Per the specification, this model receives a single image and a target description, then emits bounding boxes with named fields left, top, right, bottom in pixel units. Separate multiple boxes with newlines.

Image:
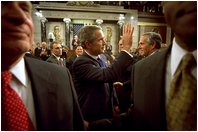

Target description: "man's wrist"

left=121, top=50, right=133, bottom=58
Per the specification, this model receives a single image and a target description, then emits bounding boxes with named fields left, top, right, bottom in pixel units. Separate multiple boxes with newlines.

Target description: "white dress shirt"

left=10, top=57, right=37, bottom=129
left=165, top=38, right=197, bottom=104
left=84, top=50, right=98, bottom=60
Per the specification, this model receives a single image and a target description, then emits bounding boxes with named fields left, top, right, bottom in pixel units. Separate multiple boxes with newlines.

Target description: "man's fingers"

left=122, top=23, right=134, bottom=35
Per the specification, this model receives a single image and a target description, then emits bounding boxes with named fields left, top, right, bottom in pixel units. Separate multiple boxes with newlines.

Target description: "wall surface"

left=32, top=2, right=169, bottom=55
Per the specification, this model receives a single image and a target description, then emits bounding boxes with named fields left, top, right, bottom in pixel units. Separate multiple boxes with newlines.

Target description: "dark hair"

left=77, top=25, right=102, bottom=49
left=74, top=44, right=83, bottom=50
left=50, top=41, right=60, bottom=49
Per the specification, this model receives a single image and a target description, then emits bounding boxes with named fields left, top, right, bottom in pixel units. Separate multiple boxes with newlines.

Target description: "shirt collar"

left=170, top=38, right=197, bottom=76
left=52, top=53, right=60, bottom=60
left=149, top=50, right=158, bottom=56
left=85, top=50, right=98, bottom=60
left=10, top=58, right=27, bottom=87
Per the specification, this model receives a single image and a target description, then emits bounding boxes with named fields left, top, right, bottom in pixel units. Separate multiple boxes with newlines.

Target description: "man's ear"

left=151, top=41, right=157, bottom=49
left=85, top=40, right=91, bottom=49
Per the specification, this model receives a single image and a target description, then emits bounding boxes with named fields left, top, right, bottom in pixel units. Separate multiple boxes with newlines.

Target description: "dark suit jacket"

left=24, top=56, right=84, bottom=130
left=66, top=55, right=77, bottom=73
left=40, top=49, right=51, bottom=61
left=72, top=51, right=133, bottom=122
left=46, top=55, right=66, bottom=66
left=25, top=52, right=41, bottom=60
left=34, top=47, right=41, bottom=58
left=121, top=45, right=172, bottom=130
left=46, top=55, right=59, bottom=64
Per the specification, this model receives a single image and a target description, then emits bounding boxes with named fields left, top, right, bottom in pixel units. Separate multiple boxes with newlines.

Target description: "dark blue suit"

left=72, top=51, right=133, bottom=122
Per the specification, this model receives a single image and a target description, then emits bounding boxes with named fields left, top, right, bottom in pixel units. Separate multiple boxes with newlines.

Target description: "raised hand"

left=121, top=23, right=134, bottom=52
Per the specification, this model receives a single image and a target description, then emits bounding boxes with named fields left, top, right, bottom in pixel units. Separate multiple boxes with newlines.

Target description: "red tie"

left=1, top=71, right=35, bottom=131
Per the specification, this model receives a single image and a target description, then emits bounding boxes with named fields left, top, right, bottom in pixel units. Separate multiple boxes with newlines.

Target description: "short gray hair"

left=77, top=25, right=102, bottom=49
left=143, top=32, right=162, bottom=49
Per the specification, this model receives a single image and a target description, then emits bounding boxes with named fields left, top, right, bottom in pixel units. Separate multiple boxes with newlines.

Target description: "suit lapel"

left=144, top=45, right=172, bottom=129
left=83, top=52, right=100, bottom=66
left=52, top=55, right=59, bottom=64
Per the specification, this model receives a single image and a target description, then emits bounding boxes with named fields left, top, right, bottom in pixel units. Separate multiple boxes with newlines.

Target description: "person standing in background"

left=34, top=42, right=41, bottom=58
left=67, top=45, right=84, bottom=72
left=72, top=35, right=78, bottom=49
left=61, top=45, right=69, bottom=59
left=138, top=32, right=162, bottom=57
left=39, top=41, right=51, bottom=61
left=46, top=41, right=66, bottom=66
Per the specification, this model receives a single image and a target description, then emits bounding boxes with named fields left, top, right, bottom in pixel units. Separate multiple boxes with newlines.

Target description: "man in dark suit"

left=114, top=31, right=162, bottom=113
left=72, top=24, right=134, bottom=130
left=1, top=1, right=84, bottom=130
left=116, top=1, right=197, bottom=131
left=46, top=41, right=66, bottom=66
left=66, top=45, right=84, bottom=73
left=39, top=41, right=51, bottom=61
left=34, top=42, right=42, bottom=58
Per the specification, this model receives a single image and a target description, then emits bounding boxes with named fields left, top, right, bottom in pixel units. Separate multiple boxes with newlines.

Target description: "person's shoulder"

left=46, top=55, right=54, bottom=61
left=73, top=54, right=97, bottom=66
left=75, top=54, right=93, bottom=62
left=134, top=46, right=170, bottom=69
left=25, top=53, right=40, bottom=60
left=25, top=56, right=69, bottom=73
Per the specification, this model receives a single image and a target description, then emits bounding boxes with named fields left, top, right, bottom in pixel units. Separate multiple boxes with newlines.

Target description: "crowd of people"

left=32, top=41, right=83, bottom=71
left=1, top=1, right=196, bottom=131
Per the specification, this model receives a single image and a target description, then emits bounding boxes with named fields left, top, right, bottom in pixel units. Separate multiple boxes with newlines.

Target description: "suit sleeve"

left=73, top=51, right=133, bottom=82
